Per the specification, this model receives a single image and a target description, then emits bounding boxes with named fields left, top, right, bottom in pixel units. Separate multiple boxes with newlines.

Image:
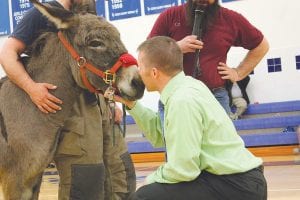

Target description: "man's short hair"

left=137, top=36, right=183, bottom=76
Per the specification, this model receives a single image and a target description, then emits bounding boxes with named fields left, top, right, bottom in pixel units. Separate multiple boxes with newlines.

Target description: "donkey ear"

left=30, top=0, right=77, bottom=29
left=70, top=0, right=97, bottom=15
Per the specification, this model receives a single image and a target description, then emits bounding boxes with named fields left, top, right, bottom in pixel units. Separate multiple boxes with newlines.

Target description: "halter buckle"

left=77, top=57, right=87, bottom=67
left=104, top=70, right=116, bottom=84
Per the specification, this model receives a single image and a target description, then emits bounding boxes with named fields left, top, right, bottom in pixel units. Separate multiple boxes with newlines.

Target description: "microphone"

left=192, top=6, right=205, bottom=78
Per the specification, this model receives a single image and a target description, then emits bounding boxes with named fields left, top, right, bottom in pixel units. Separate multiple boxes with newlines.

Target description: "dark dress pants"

left=131, top=166, right=267, bottom=200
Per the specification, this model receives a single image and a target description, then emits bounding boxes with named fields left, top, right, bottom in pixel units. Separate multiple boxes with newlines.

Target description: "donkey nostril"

left=131, top=78, right=145, bottom=89
left=131, top=79, right=138, bottom=87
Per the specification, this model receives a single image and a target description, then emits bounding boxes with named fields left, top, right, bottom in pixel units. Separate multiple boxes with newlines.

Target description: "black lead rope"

left=106, top=84, right=127, bottom=146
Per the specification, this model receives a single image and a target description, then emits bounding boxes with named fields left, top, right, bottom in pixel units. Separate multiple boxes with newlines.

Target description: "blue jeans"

left=211, top=87, right=231, bottom=115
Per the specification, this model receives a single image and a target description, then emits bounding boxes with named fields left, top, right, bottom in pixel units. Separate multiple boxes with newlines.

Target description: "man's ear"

left=151, top=67, right=159, bottom=79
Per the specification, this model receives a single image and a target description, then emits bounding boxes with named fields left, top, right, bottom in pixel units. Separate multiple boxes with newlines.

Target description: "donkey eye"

left=89, top=40, right=104, bottom=47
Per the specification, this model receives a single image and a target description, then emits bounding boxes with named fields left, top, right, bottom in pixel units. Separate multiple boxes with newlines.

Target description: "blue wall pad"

left=233, top=115, right=300, bottom=130
left=127, top=141, right=165, bottom=153
left=127, top=132, right=299, bottom=153
left=124, top=101, right=300, bottom=125
left=240, top=132, right=298, bottom=147
left=126, top=114, right=300, bottom=131
left=123, top=115, right=135, bottom=125
left=244, top=100, right=300, bottom=115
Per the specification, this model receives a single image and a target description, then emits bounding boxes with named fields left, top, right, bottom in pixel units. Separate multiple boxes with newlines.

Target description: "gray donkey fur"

left=0, top=0, right=144, bottom=199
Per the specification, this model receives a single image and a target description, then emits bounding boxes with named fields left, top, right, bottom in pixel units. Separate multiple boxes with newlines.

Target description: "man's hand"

left=177, top=35, right=203, bottom=53
left=217, top=62, right=240, bottom=82
left=112, top=95, right=136, bottom=110
left=28, top=82, right=63, bottom=113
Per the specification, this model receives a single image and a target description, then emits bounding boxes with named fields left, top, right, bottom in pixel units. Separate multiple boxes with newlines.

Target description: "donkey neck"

left=27, top=33, right=83, bottom=126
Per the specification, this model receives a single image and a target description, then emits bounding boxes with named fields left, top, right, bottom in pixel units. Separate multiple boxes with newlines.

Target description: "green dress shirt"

left=128, top=72, right=262, bottom=184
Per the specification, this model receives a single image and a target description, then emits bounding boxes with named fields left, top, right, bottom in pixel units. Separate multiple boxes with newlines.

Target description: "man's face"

left=137, top=52, right=156, bottom=92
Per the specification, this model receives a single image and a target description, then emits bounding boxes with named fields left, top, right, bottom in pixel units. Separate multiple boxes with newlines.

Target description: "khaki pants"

left=54, top=93, right=135, bottom=200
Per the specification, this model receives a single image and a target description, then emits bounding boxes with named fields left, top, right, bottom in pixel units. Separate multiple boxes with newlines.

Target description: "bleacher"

left=125, top=100, right=300, bottom=162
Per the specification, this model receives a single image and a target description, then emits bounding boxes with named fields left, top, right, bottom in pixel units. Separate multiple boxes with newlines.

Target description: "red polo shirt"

left=148, top=4, right=263, bottom=89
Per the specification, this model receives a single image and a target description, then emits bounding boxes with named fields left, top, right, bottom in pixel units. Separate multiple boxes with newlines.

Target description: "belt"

left=254, top=165, right=264, bottom=173
left=199, top=165, right=264, bottom=178
left=210, top=86, right=225, bottom=92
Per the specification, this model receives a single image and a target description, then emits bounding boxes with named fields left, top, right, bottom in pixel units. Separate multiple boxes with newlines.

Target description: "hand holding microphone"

left=177, top=35, right=203, bottom=54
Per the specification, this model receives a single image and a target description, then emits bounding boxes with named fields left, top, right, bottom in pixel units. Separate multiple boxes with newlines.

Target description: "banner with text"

left=108, top=0, right=141, bottom=21
left=144, top=0, right=178, bottom=15
left=11, top=0, right=105, bottom=30
left=11, top=0, right=34, bottom=30
left=0, top=0, right=11, bottom=35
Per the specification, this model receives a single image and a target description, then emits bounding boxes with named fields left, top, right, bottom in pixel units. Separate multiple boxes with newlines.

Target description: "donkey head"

left=30, top=0, right=145, bottom=101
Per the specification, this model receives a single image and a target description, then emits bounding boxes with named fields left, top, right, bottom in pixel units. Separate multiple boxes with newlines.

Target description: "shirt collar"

left=160, top=71, right=185, bottom=105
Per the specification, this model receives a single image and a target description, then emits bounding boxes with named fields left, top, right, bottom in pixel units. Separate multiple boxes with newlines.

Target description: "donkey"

left=0, top=0, right=144, bottom=199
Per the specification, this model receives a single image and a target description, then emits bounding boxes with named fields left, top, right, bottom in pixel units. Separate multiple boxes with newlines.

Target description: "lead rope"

left=106, top=84, right=117, bottom=145
left=121, top=103, right=126, bottom=137
left=105, top=84, right=127, bottom=145
left=110, top=103, right=127, bottom=145
left=117, top=104, right=127, bottom=138
left=110, top=102, right=116, bottom=145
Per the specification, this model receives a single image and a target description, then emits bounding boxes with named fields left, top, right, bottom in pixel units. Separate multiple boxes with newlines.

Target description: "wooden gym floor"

left=0, top=154, right=299, bottom=200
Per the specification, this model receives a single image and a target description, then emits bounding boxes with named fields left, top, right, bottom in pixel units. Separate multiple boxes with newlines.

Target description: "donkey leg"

left=29, top=172, right=43, bottom=200
left=2, top=176, right=32, bottom=200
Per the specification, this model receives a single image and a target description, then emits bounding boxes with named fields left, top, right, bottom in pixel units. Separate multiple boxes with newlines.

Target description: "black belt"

left=253, top=165, right=264, bottom=173
left=210, top=86, right=225, bottom=92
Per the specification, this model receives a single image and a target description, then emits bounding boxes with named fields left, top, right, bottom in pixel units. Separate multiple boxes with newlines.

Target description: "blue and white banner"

left=108, top=0, right=141, bottom=21
left=11, top=0, right=102, bottom=30
left=0, top=0, right=11, bottom=35
left=144, top=0, right=177, bottom=15
left=96, top=0, right=106, bottom=17
left=11, top=0, right=34, bottom=30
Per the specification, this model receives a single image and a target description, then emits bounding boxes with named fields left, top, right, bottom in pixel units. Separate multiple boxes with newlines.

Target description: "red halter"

left=57, top=31, right=138, bottom=93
